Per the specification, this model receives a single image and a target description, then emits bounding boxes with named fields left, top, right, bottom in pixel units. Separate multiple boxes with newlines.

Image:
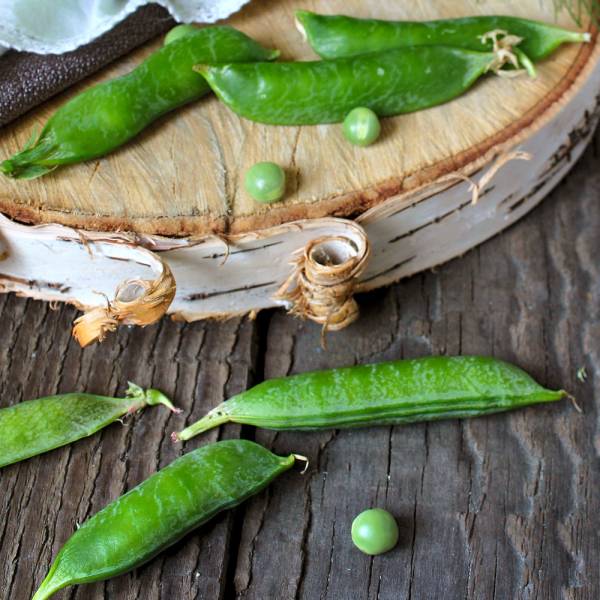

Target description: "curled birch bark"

left=274, top=224, right=370, bottom=332
left=72, top=252, right=175, bottom=346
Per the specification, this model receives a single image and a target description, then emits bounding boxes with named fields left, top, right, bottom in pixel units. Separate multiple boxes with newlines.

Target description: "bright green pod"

left=32, top=440, right=298, bottom=600
left=1, top=27, right=278, bottom=180
left=197, top=46, right=497, bottom=126
left=175, top=356, right=566, bottom=440
left=295, top=11, right=591, bottom=61
left=0, top=383, right=178, bottom=468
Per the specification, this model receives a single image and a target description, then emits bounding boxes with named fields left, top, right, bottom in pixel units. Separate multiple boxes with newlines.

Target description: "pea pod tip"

left=31, top=576, right=66, bottom=600
left=0, top=157, right=55, bottom=180
left=0, top=159, right=12, bottom=175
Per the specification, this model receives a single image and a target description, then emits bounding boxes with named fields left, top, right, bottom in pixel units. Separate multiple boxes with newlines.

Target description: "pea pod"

left=1, top=27, right=278, bottom=180
left=0, top=383, right=177, bottom=468
left=32, top=440, right=298, bottom=600
left=295, top=11, right=591, bottom=61
left=197, top=46, right=500, bottom=126
left=174, top=356, right=565, bottom=440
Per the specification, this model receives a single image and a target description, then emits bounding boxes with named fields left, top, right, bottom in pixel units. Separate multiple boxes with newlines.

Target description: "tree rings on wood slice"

left=0, top=0, right=599, bottom=342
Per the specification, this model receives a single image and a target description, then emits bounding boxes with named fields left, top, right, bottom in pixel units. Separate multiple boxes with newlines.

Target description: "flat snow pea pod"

left=0, top=383, right=177, bottom=468
left=1, top=27, right=278, bottom=180
left=174, top=356, right=565, bottom=440
left=197, top=46, right=499, bottom=126
left=31, top=440, right=298, bottom=600
left=295, top=11, right=590, bottom=61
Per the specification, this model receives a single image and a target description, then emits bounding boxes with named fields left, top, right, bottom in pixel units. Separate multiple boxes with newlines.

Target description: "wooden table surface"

left=1, top=130, right=599, bottom=600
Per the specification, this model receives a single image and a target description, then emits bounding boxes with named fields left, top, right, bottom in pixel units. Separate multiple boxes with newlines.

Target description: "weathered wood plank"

left=0, top=308, right=258, bottom=600
left=230, top=131, right=600, bottom=599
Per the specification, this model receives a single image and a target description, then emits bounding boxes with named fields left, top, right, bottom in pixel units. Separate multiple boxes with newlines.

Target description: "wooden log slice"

left=0, top=0, right=599, bottom=339
left=0, top=0, right=595, bottom=236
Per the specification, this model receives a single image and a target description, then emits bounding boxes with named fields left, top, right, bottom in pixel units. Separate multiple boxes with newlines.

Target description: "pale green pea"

left=343, top=107, right=381, bottom=147
left=244, top=162, right=286, bottom=203
left=351, top=508, right=399, bottom=555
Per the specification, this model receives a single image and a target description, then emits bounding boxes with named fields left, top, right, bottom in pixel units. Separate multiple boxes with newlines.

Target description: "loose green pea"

left=164, top=24, right=199, bottom=46
left=244, top=161, right=286, bottom=203
left=343, top=107, right=381, bottom=147
left=351, top=508, right=399, bottom=555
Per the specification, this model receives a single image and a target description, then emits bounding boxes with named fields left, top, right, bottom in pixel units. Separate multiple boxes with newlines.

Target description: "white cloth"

left=0, top=0, right=251, bottom=55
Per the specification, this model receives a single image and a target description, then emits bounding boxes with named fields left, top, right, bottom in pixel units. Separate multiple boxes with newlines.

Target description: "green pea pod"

left=0, top=383, right=178, bottom=468
left=197, top=45, right=498, bottom=126
left=295, top=11, right=591, bottom=61
left=174, top=356, right=565, bottom=440
left=1, top=27, right=278, bottom=180
left=32, top=440, right=298, bottom=600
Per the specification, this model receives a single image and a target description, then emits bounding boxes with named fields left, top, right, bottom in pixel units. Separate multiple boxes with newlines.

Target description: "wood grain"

left=0, top=0, right=589, bottom=235
left=1, top=129, right=599, bottom=599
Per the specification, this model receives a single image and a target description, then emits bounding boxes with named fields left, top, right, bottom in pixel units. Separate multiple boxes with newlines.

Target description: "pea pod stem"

left=125, top=382, right=181, bottom=414
left=0, top=384, right=177, bottom=468
left=173, top=409, right=232, bottom=441
left=513, top=47, right=537, bottom=78
left=174, top=356, right=566, bottom=441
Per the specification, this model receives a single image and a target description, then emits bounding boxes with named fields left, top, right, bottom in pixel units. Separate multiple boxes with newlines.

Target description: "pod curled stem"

left=564, top=391, right=582, bottom=413
left=293, top=454, right=310, bottom=474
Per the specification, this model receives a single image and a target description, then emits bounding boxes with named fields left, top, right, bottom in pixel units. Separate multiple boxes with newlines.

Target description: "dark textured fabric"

left=0, top=4, right=175, bottom=127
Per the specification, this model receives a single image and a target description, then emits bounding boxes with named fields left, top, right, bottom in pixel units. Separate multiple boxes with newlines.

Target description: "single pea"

left=244, top=162, right=286, bottom=203
left=164, top=24, right=199, bottom=46
left=342, top=107, right=381, bottom=147
left=351, top=508, right=399, bottom=555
